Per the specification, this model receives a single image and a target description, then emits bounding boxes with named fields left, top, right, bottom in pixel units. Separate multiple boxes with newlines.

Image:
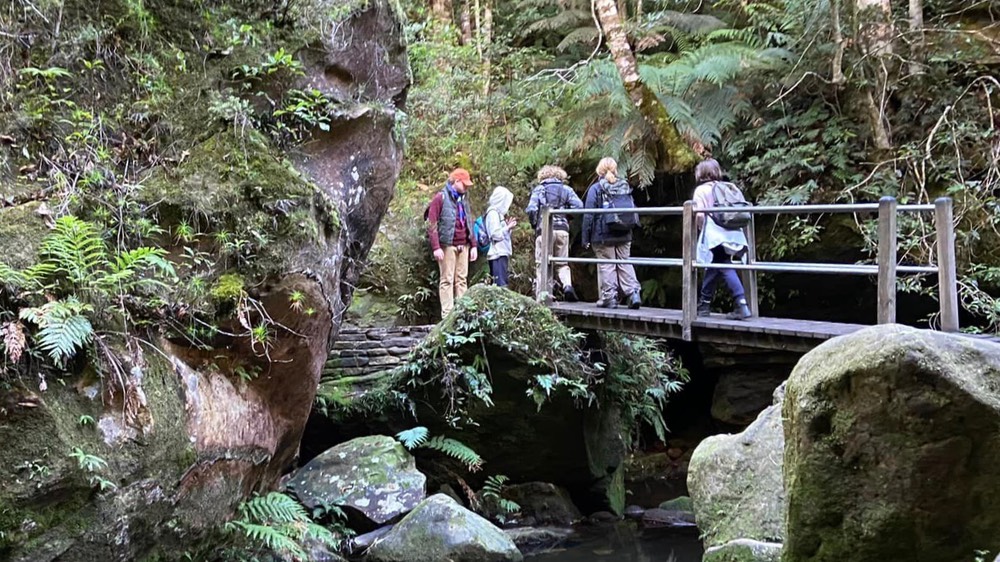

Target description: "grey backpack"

left=710, top=181, right=752, bottom=230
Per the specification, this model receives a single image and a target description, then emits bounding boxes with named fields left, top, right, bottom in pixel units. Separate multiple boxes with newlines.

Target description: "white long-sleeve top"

left=692, top=181, right=748, bottom=264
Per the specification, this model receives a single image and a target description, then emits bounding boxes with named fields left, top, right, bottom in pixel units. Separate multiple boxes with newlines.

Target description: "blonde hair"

left=536, top=165, right=568, bottom=183
left=596, top=157, right=618, bottom=183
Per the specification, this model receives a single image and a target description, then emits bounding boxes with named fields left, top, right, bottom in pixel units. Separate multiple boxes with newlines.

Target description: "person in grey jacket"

left=485, top=186, right=517, bottom=287
left=525, top=165, right=583, bottom=301
left=581, top=157, right=641, bottom=309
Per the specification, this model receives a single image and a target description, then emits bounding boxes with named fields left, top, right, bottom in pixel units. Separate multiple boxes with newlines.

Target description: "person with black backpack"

left=581, top=157, right=642, bottom=309
left=526, top=165, right=583, bottom=301
left=693, top=158, right=752, bottom=320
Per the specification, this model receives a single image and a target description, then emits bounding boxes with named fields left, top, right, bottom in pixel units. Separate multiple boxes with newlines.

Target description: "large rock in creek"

left=0, top=0, right=407, bottom=559
left=288, top=435, right=425, bottom=527
left=366, top=494, right=524, bottom=562
left=688, top=383, right=785, bottom=551
left=783, top=325, right=1000, bottom=562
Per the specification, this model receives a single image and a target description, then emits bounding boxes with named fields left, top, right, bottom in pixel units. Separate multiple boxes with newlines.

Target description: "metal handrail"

left=535, top=196, right=960, bottom=339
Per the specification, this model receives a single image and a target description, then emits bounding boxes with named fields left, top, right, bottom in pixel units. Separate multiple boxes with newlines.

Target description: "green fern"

left=482, top=474, right=520, bottom=514
left=423, top=436, right=484, bottom=472
left=395, top=426, right=430, bottom=449
left=38, top=216, right=108, bottom=288
left=226, top=492, right=338, bottom=559
left=19, top=298, right=93, bottom=366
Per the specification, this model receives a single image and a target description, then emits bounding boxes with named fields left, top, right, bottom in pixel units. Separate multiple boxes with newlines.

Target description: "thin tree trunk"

left=460, top=0, right=473, bottom=45
left=431, top=0, right=453, bottom=23
left=855, top=0, right=894, bottom=151
left=908, top=0, right=925, bottom=74
left=482, top=0, right=493, bottom=95
left=830, top=0, right=846, bottom=85
left=594, top=0, right=698, bottom=172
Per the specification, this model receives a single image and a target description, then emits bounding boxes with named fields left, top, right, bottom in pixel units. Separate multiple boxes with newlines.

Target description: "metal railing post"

left=745, top=214, right=759, bottom=317
left=935, top=197, right=959, bottom=332
left=682, top=201, right=696, bottom=341
left=536, top=207, right=553, bottom=303
left=877, top=196, right=898, bottom=324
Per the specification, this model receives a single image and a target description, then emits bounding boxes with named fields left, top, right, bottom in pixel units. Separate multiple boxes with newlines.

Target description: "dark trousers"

left=701, top=247, right=745, bottom=302
left=489, top=256, right=510, bottom=287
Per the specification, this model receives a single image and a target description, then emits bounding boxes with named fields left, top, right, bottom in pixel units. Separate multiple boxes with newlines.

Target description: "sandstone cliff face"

left=0, top=0, right=407, bottom=559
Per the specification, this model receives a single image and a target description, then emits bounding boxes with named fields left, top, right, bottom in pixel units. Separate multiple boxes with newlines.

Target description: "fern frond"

left=19, top=298, right=94, bottom=366
left=557, top=27, right=600, bottom=52
left=422, top=436, right=484, bottom=472
left=39, top=216, right=108, bottom=286
left=240, top=492, right=309, bottom=524
left=0, top=262, right=25, bottom=289
left=395, top=426, right=430, bottom=449
left=228, top=522, right=306, bottom=558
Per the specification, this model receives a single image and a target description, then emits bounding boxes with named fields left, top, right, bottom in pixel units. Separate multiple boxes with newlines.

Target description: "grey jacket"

left=525, top=179, right=583, bottom=235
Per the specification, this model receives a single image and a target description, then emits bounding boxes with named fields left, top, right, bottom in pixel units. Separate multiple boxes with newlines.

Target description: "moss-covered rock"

left=287, top=435, right=426, bottom=527
left=0, top=202, right=50, bottom=269
left=783, top=325, right=1000, bottom=562
left=687, top=383, right=785, bottom=549
left=704, top=539, right=782, bottom=562
left=366, top=494, right=523, bottom=562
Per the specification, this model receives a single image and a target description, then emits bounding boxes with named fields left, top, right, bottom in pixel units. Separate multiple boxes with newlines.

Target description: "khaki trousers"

left=438, top=245, right=469, bottom=318
left=594, top=243, right=640, bottom=302
left=534, top=230, right=572, bottom=292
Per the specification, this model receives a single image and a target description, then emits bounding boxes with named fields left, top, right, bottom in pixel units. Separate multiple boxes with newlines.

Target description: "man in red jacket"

left=427, top=168, right=478, bottom=318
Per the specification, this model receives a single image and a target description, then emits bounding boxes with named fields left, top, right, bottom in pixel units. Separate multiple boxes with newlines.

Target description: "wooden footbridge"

left=535, top=197, right=961, bottom=352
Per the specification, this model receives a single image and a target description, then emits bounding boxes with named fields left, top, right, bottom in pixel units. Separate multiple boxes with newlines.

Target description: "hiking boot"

left=628, top=291, right=641, bottom=310
left=726, top=298, right=752, bottom=320
left=697, top=300, right=711, bottom=317
left=597, top=296, right=618, bottom=309
left=563, top=285, right=579, bottom=302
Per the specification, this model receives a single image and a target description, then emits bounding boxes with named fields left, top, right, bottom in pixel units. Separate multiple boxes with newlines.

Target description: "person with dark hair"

left=427, top=168, right=477, bottom=318
left=582, top=157, right=641, bottom=309
left=692, top=158, right=751, bottom=320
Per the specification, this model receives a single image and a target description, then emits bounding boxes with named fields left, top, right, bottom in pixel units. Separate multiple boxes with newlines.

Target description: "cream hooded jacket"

left=485, top=186, right=514, bottom=260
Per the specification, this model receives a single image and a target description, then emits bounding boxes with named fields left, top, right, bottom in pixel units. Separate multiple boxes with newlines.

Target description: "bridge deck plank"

left=549, top=302, right=868, bottom=345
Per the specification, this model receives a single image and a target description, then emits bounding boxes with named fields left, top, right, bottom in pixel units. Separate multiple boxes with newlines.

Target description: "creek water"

left=525, top=522, right=704, bottom=562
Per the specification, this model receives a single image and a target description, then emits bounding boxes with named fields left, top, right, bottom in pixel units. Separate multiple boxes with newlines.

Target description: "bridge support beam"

left=682, top=201, right=696, bottom=341
left=536, top=207, right=553, bottom=303
left=935, top=197, right=959, bottom=332
left=877, top=196, right=898, bottom=324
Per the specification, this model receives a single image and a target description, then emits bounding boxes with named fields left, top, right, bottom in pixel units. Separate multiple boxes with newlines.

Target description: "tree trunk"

left=854, top=0, right=894, bottom=151
left=431, top=0, right=453, bottom=24
left=482, top=0, right=493, bottom=95
left=593, top=0, right=698, bottom=172
left=460, top=0, right=473, bottom=45
left=830, top=0, right=846, bottom=85
left=908, top=0, right=925, bottom=75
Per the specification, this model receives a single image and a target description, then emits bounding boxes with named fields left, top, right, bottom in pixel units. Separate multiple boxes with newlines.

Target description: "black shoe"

left=697, top=300, right=711, bottom=317
left=597, top=297, right=618, bottom=309
left=563, top=285, right=578, bottom=302
left=628, top=291, right=641, bottom=310
left=726, top=298, right=752, bottom=320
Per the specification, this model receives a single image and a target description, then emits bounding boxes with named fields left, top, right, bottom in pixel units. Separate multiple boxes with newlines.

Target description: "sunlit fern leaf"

left=240, top=492, right=309, bottom=525
left=395, top=426, right=429, bottom=449
left=18, top=298, right=93, bottom=366
left=423, top=436, right=484, bottom=472
left=39, top=216, right=108, bottom=287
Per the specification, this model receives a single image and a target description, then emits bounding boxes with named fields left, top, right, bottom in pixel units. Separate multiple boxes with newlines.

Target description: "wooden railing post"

left=877, top=196, right=898, bottom=324
left=745, top=214, right=759, bottom=317
left=682, top=201, right=696, bottom=341
left=935, top=197, right=959, bottom=332
left=536, top=207, right=552, bottom=303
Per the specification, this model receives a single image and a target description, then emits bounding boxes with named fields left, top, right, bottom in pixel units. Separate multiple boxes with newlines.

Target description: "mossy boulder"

left=0, top=201, right=50, bottom=269
left=287, top=435, right=426, bottom=527
left=783, top=325, right=1000, bottom=562
left=688, top=383, right=785, bottom=550
left=366, top=494, right=523, bottom=562
left=704, top=539, right=782, bottom=562
left=500, top=482, right=582, bottom=526
left=403, top=286, right=628, bottom=515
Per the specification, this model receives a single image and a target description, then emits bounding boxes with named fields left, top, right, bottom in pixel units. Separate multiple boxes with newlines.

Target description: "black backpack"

left=599, top=183, right=639, bottom=233
left=710, top=181, right=752, bottom=230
